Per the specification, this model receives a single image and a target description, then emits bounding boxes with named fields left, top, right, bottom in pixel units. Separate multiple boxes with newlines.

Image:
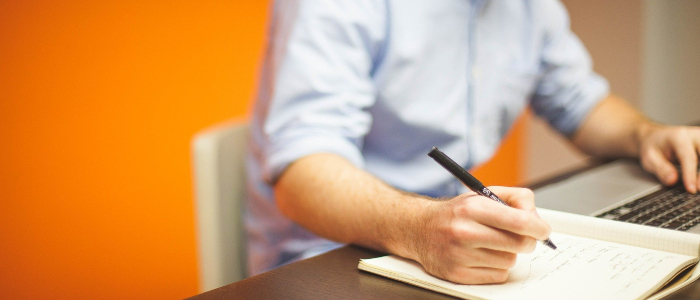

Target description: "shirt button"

left=472, top=66, right=482, bottom=80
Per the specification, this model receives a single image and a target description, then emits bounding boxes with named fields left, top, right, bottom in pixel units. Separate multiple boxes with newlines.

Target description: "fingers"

left=440, top=266, right=510, bottom=285
left=461, top=196, right=551, bottom=241
left=641, top=147, right=678, bottom=186
left=639, top=125, right=700, bottom=193
left=461, top=223, right=538, bottom=254
left=696, top=137, right=700, bottom=189
left=487, top=186, right=536, bottom=211
left=670, top=132, right=698, bottom=193
left=689, top=128, right=700, bottom=191
left=418, top=189, right=547, bottom=285
left=435, top=248, right=518, bottom=284
left=447, top=247, right=518, bottom=269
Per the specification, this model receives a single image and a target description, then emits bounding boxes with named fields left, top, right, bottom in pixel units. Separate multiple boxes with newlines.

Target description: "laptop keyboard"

left=596, top=185, right=700, bottom=231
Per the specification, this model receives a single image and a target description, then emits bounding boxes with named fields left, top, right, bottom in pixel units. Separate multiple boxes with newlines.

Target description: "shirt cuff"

left=549, top=75, right=609, bottom=136
left=263, top=134, right=365, bottom=184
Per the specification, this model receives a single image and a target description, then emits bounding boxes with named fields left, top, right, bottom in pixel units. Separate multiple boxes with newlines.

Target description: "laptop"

left=534, top=160, right=700, bottom=234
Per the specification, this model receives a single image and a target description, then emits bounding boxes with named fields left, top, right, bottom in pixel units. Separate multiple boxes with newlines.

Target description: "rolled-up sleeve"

left=530, top=1, right=610, bottom=137
left=259, top=0, right=386, bottom=183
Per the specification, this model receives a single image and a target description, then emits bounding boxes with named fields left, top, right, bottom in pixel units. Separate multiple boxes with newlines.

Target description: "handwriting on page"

left=515, top=235, right=673, bottom=289
left=453, top=232, right=694, bottom=300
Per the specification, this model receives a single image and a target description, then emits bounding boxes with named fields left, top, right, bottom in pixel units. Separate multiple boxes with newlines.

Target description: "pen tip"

left=543, top=239, right=558, bottom=251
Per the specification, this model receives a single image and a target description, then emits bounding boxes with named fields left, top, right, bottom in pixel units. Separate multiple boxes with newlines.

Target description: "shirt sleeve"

left=257, top=0, right=386, bottom=183
left=530, top=0, right=610, bottom=137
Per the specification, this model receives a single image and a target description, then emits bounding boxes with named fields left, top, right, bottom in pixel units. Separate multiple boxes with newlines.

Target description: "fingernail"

left=665, top=174, right=676, bottom=184
left=531, top=210, right=541, bottom=218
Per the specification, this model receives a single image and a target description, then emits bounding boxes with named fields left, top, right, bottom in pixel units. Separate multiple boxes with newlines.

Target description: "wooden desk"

left=186, top=244, right=700, bottom=300
left=187, top=162, right=700, bottom=300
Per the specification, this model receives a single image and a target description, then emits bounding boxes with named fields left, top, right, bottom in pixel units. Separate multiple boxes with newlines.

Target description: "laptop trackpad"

left=534, top=160, right=662, bottom=216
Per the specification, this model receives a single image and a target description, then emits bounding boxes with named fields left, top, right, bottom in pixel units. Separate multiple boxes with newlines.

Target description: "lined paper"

left=538, top=208, right=700, bottom=257
left=359, top=232, right=697, bottom=300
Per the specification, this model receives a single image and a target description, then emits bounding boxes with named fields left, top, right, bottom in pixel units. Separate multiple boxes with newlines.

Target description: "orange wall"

left=471, top=113, right=528, bottom=187
left=0, top=1, right=524, bottom=299
left=0, top=1, right=268, bottom=299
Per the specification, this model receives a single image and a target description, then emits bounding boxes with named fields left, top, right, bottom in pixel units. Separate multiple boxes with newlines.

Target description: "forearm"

left=571, top=95, right=655, bottom=158
left=274, top=153, right=551, bottom=284
left=274, top=153, right=430, bottom=260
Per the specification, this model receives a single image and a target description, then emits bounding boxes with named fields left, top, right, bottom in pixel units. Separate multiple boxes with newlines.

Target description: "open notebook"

left=358, top=209, right=700, bottom=300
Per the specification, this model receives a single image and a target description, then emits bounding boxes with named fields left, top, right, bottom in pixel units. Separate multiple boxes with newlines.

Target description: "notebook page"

left=538, top=208, right=700, bottom=257
left=648, top=265, right=700, bottom=300
left=359, top=232, right=697, bottom=300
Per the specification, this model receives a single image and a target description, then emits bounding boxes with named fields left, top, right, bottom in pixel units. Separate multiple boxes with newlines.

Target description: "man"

left=245, top=0, right=700, bottom=283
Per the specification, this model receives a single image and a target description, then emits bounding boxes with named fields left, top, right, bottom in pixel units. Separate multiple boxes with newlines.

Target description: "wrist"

left=383, top=194, right=435, bottom=262
left=633, top=120, right=661, bottom=157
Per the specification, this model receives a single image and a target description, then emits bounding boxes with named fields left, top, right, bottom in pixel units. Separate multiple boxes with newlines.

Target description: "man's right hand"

left=275, top=154, right=551, bottom=285
left=406, top=187, right=551, bottom=284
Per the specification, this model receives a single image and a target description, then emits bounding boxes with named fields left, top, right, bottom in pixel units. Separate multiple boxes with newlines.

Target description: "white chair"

left=191, top=121, right=248, bottom=292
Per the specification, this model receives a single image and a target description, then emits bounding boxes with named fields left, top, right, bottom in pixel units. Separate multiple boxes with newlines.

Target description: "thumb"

left=484, top=186, right=535, bottom=212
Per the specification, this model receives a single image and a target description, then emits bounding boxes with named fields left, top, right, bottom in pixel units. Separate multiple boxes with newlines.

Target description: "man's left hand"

left=637, top=123, right=700, bottom=193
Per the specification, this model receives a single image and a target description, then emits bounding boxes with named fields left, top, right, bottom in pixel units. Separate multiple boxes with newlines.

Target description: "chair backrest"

left=191, top=121, right=248, bottom=292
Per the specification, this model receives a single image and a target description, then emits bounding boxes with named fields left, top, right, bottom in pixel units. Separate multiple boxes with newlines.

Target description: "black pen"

left=428, top=147, right=557, bottom=251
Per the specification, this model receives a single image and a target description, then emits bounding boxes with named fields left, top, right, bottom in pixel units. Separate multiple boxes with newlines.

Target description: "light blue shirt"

left=246, top=0, right=609, bottom=275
